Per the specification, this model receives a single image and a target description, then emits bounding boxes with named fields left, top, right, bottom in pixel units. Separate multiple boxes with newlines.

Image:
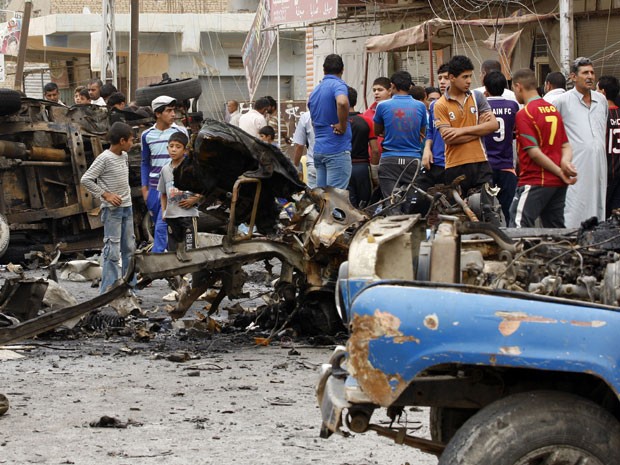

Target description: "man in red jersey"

left=509, top=68, right=577, bottom=228
left=597, top=75, right=620, bottom=216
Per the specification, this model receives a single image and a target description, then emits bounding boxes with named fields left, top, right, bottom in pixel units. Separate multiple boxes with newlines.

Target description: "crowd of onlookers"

left=286, top=53, right=619, bottom=230
left=40, top=53, right=620, bottom=298
left=43, top=78, right=149, bottom=118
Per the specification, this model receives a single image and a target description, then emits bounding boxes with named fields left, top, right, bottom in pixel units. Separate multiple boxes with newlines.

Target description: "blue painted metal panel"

left=348, top=282, right=620, bottom=396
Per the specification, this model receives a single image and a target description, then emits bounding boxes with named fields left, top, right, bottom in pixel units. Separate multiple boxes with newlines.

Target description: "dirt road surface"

left=0, top=267, right=438, bottom=465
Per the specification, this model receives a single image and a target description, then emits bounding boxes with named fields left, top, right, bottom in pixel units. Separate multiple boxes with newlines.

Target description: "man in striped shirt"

left=81, top=122, right=136, bottom=294
left=141, top=95, right=189, bottom=253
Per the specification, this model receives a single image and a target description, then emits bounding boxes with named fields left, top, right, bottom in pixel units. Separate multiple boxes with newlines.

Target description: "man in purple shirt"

left=308, top=54, right=351, bottom=189
left=483, top=71, right=519, bottom=225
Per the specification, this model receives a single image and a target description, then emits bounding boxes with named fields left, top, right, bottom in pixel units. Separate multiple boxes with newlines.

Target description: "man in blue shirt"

left=421, top=63, right=450, bottom=186
left=308, top=54, right=352, bottom=189
left=412, top=64, right=450, bottom=214
left=374, top=70, right=427, bottom=199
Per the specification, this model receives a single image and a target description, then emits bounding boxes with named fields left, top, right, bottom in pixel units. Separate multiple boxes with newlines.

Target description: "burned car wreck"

left=0, top=115, right=368, bottom=348
left=135, top=118, right=368, bottom=336
left=0, top=90, right=153, bottom=262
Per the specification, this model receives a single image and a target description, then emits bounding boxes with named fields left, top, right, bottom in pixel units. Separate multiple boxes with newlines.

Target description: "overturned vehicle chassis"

left=0, top=118, right=366, bottom=345
left=0, top=96, right=151, bottom=261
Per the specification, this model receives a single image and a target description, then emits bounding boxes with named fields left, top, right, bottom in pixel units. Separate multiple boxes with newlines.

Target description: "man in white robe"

left=554, top=57, right=608, bottom=228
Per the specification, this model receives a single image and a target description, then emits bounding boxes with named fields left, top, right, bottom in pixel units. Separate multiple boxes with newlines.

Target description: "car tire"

left=429, top=407, right=476, bottom=444
left=298, top=291, right=345, bottom=336
left=0, top=88, right=22, bottom=116
left=0, top=393, right=8, bottom=416
left=438, top=390, right=620, bottom=465
left=134, top=78, right=202, bottom=107
left=0, top=213, right=10, bottom=260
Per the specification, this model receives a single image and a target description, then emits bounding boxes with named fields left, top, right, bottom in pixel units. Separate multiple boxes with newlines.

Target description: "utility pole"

left=101, top=0, right=117, bottom=86
left=129, top=0, right=139, bottom=101
left=13, top=0, right=32, bottom=92
left=559, top=0, right=573, bottom=77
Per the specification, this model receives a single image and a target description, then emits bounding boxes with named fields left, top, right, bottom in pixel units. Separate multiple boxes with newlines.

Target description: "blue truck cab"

left=317, top=214, right=620, bottom=464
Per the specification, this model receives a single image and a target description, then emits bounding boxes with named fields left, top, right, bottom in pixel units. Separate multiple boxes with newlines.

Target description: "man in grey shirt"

left=554, top=57, right=608, bottom=227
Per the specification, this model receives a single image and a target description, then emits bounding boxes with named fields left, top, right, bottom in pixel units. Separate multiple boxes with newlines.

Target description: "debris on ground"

left=78, top=311, right=126, bottom=332
left=89, top=416, right=143, bottom=428
left=167, top=352, right=191, bottom=363
left=6, top=263, right=25, bottom=277
left=0, top=348, right=25, bottom=360
left=162, top=290, right=178, bottom=302
left=108, top=292, right=142, bottom=318
left=133, top=327, right=154, bottom=342
left=59, top=260, right=102, bottom=282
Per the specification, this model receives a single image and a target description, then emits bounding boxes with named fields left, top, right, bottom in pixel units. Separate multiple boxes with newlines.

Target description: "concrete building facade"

left=3, top=0, right=306, bottom=120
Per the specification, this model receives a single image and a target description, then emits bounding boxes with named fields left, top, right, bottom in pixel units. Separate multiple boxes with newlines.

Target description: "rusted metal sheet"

left=5, top=203, right=84, bottom=224
left=347, top=311, right=414, bottom=406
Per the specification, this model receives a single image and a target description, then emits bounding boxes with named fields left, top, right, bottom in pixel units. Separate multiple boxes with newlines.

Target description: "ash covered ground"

left=0, top=259, right=437, bottom=465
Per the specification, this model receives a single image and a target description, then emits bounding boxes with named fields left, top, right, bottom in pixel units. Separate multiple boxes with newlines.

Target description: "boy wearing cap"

left=141, top=95, right=189, bottom=253
left=157, top=131, right=202, bottom=258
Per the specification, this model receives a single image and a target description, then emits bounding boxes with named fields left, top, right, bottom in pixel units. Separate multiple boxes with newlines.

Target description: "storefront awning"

left=365, top=12, right=557, bottom=53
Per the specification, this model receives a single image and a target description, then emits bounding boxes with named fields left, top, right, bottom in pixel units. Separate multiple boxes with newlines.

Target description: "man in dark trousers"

left=346, top=87, right=379, bottom=208
left=433, top=55, right=501, bottom=225
left=597, top=75, right=620, bottom=216
left=373, top=70, right=427, bottom=201
left=510, top=68, right=576, bottom=228
left=483, top=70, right=519, bottom=225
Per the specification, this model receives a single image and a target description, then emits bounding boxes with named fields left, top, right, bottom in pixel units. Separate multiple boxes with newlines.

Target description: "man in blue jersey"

left=141, top=95, right=189, bottom=253
left=410, top=64, right=450, bottom=214
left=308, top=54, right=352, bottom=189
left=483, top=71, right=519, bottom=225
left=373, top=70, right=427, bottom=200
left=420, top=63, right=450, bottom=188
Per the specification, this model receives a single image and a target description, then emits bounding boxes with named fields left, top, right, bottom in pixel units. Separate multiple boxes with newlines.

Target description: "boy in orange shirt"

left=433, top=55, right=500, bottom=224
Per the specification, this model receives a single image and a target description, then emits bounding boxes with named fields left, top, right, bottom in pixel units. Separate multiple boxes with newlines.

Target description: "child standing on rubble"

left=157, top=131, right=202, bottom=258
left=81, top=122, right=136, bottom=294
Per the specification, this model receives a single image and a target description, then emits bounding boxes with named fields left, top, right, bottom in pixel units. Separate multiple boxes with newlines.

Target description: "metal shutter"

left=24, top=68, right=51, bottom=99
left=577, top=16, right=620, bottom=77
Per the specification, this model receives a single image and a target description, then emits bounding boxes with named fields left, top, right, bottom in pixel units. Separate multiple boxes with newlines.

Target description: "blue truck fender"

left=345, top=282, right=620, bottom=407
